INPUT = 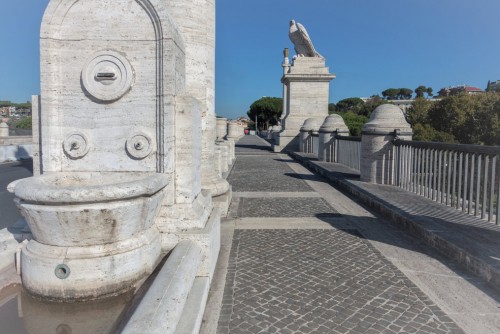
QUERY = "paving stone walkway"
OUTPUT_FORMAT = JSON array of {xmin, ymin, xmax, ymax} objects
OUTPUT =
[
  {"xmin": 202, "ymin": 135, "xmax": 500, "ymax": 334},
  {"xmin": 219, "ymin": 229, "xmax": 461, "ymax": 334}
]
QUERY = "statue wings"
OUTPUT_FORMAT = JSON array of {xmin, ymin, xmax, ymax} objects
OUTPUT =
[{"xmin": 288, "ymin": 20, "xmax": 323, "ymax": 58}]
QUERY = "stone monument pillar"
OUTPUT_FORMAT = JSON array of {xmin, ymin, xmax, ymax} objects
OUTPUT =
[
  {"xmin": 273, "ymin": 20, "xmax": 335, "ymax": 152},
  {"xmin": 361, "ymin": 104, "xmax": 413, "ymax": 184},
  {"xmin": 318, "ymin": 114, "xmax": 349, "ymax": 162}
]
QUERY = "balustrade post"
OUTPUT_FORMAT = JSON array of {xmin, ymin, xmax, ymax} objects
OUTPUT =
[
  {"xmin": 299, "ymin": 118, "xmax": 322, "ymax": 153},
  {"xmin": 0, "ymin": 122, "xmax": 8, "ymax": 137},
  {"xmin": 318, "ymin": 115, "xmax": 349, "ymax": 162},
  {"xmin": 360, "ymin": 104, "xmax": 413, "ymax": 184},
  {"xmin": 216, "ymin": 117, "xmax": 227, "ymax": 141}
]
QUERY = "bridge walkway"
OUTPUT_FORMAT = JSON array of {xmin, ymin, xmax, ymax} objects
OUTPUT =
[{"xmin": 201, "ymin": 135, "xmax": 500, "ymax": 334}]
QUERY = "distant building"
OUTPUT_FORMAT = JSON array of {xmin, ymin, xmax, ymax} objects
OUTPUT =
[
  {"xmin": 488, "ymin": 80, "xmax": 500, "ymax": 92},
  {"xmin": 388, "ymin": 100, "xmax": 413, "ymax": 114},
  {"xmin": 438, "ymin": 85, "xmax": 484, "ymax": 97},
  {"xmin": 388, "ymin": 98, "xmax": 441, "ymax": 114},
  {"xmin": 236, "ymin": 116, "xmax": 251, "ymax": 127}
]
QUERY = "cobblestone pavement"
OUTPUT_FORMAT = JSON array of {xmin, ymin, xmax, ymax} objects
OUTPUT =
[
  {"xmin": 217, "ymin": 229, "xmax": 463, "ymax": 334},
  {"xmin": 234, "ymin": 135, "xmax": 274, "ymax": 155},
  {"xmin": 207, "ymin": 136, "xmax": 468, "ymax": 334},
  {"xmin": 228, "ymin": 155, "xmax": 313, "ymax": 192},
  {"xmin": 240, "ymin": 197, "xmax": 340, "ymax": 217}
]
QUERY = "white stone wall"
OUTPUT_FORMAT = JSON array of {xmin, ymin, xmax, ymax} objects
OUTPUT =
[{"xmin": 40, "ymin": 0, "xmax": 185, "ymax": 176}]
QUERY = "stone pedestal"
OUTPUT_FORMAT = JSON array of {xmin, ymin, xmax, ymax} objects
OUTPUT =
[
  {"xmin": 361, "ymin": 104, "xmax": 413, "ymax": 184},
  {"xmin": 318, "ymin": 114, "xmax": 349, "ymax": 162},
  {"xmin": 274, "ymin": 57, "xmax": 335, "ymax": 152}
]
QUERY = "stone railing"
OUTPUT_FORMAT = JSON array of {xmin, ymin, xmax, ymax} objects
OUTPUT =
[
  {"xmin": 393, "ymin": 139, "xmax": 500, "ymax": 225},
  {"xmin": 0, "ymin": 123, "xmax": 33, "ymax": 162},
  {"xmin": 334, "ymin": 135, "xmax": 361, "ymax": 172},
  {"xmin": 297, "ymin": 104, "xmax": 500, "ymax": 225}
]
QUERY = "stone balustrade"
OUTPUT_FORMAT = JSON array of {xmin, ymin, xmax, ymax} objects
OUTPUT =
[{"xmin": 295, "ymin": 103, "xmax": 500, "ymax": 226}]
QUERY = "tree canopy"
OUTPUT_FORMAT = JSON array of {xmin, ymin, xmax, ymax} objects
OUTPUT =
[
  {"xmin": 0, "ymin": 100, "xmax": 31, "ymax": 109},
  {"xmin": 406, "ymin": 92, "xmax": 500, "ymax": 145},
  {"xmin": 414, "ymin": 85, "xmax": 433, "ymax": 98},
  {"xmin": 428, "ymin": 92, "xmax": 500, "ymax": 145},
  {"xmin": 381, "ymin": 88, "xmax": 413, "ymax": 100},
  {"xmin": 381, "ymin": 88, "xmax": 400, "ymax": 100},
  {"xmin": 334, "ymin": 96, "xmax": 386, "ymax": 117},
  {"xmin": 328, "ymin": 103, "xmax": 336, "ymax": 114},
  {"xmin": 246, "ymin": 97, "xmax": 283, "ymax": 130},
  {"xmin": 335, "ymin": 98, "xmax": 364, "ymax": 112},
  {"xmin": 333, "ymin": 111, "xmax": 368, "ymax": 136}
]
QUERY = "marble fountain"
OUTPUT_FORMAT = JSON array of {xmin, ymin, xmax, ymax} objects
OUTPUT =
[{"xmin": 0, "ymin": 0, "xmax": 234, "ymax": 333}]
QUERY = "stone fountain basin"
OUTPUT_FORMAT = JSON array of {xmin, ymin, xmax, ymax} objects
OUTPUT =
[{"xmin": 8, "ymin": 172, "xmax": 169, "ymax": 247}]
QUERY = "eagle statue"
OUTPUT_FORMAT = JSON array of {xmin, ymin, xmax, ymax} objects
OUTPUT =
[{"xmin": 288, "ymin": 19, "xmax": 323, "ymax": 58}]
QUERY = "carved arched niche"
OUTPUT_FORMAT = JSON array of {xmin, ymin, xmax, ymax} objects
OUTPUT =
[{"xmin": 40, "ymin": 0, "xmax": 185, "ymax": 173}]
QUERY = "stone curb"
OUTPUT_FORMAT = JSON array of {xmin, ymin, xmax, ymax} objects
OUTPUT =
[{"xmin": 289, "ymin": 151, "xmax": 500, "ymax": 292}]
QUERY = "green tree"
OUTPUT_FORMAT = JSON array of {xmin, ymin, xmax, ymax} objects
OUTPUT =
[
  {"xmin": 382, "ymin": 88, "xmax": 400, "ymax": 100},
  {"xmin": 398, "ymin": 88, "xmax": 413, "ymax": 100},
  {"xmin": 486, "ymin": 80, "xmax": 492, "ymax": 92},
  {"xmin": 246, "ymin": 97, "xmax": 283, "ymax": 130},
  {"xmin": 335, "ymin": 97, "xmax": 364, "ymax": 112},
  {"xmin": 358, "ymin": 97, "xmax": 386, "ymax": 117},
  {"xmin": 406, "ymin": 98, "xmax": 450, "ymax": 142},
  {"xmin": 13, "ymin": 116, "xmax": 32, "ymax": 129},
  {"xmin": 406, "ymin": 98, "xmax": 432, "ymax": 125},
  {"xmin": 414, "ymin": 86, "xmax": 433, "ymax": 98},
  {"xmin": 415, "ymin": 85, "xmax": 427, "ymax": 98},
  {"xmin": 428, "ymin": 92, "xmax": 500, "ymax": 145},
  {"xmin": 328, "ymin": 103, "xmax": 336, "ymax": 114},
  {"xmin": 334, "ymin": 111, "xmax": 368, "ymax": 136},
  {"xmin": 412, "ymin": 123, "xmax": 457, "ymax": 143}
]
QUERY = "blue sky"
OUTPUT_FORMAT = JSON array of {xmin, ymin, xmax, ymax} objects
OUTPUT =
[{"xmin": 1, "ymin": 0, "xmax": 500, "ymax": 120}]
